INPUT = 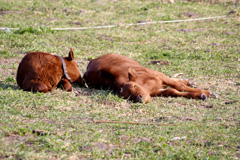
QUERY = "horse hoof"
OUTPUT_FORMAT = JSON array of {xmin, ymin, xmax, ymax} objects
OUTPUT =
[{"xmin": 201, "ymin": 94, "xmax": 207, "ymax": 100}]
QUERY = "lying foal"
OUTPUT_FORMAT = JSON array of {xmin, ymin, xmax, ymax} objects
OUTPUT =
[
  {"xmin": 17, "ymin": 48, "xmax": 85, "ymax": 92},
  {"xmin": 84, "ymin": 53, "xmax": 213, "ymax": 103}
]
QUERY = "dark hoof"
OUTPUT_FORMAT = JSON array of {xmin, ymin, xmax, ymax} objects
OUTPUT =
[
  {"xmin": 201, "ymin": 94, "xmax": 207, "ymax": 101},
  {"xmin": 137, "ymin": 95, "xmax": 143, "ymax": 103}
]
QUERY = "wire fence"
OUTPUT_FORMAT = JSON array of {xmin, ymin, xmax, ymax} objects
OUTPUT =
[{"xmin": 0, "ymin": 15, "xmax": 227, "ymax": 32}]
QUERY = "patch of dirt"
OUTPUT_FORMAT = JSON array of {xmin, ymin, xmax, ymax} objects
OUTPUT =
[
  {"xmin": 5, "ymin": 133, "xmax": 22, "ymax": 141},
  {"xmin": 62, "ymin": 8, "xmax": 88, "ymax": 16},
  {"xmin": 92, "ymin": 142, "xmax": 108, "ymax": 151},
  {"xmin": 131, "ymin": 137, "xmax": 142, "ymax": 143},
  {"xmin": 0, "ymin": 11, "xmax": 24, "ymax": 15},
  {"xmin": 43, "ymin": 119, "xmax": 56, "ymax": 124},
  {"xmin": 154, "ymin": 116, "xmax": 171, "ymax": 122},
  {"xmin": 46, "ymin": 18, "xmax": 61, "ymax": 22},
  {"xmin": 120, "ymin": 135, "xmax": 130, "ymax": 143},
  {"xmin": 78, "ymin": 145, "xmax": 92, "ymax": 151},
  {"xmin": 141, "ymin": 137, "xmax": 152, "ymax": 143},
  {"xmin": 181, "ymin": 12, "xmax": 202, "ymax": 18},
  {"xmin": 176, "ymin": 28, "xmax": 203, "ymax": 33},
  {"xmin": 120, "ymin": 135, "xmax": 152, "ymax": 144},
  {"xmin": 0, "ymin": 155, "xmax": 10, "ymax": 159},
  {"xmin": 149, "ymin": 60, "xmax": 172, "ymax": 65},
  {"xmin": 181, "ymin": 117, "xmax": 197, "ymax": 121},
  {"xmin": 90, "ymin": 142, "xmax": 117, "ymax": 154},
  {"xmin": 68, "ymin": 21, "xmax": 83, "ymax": 25},
  {"xmin": 131, "ymin": 137, "xmax": 152, "ymax": 143},
  {"xmin": 200, "ymin": 104, "xmax": 214, "ymax": 109},
  {"xmin": 225, "ymin": 31, "xmax": 234, "ymax": 35},
  {"xmin": 0, "ymin": 58, "xmax": 20, "ymax": 81},
  {"xmin": 236, "ymin": 153, "xmax": 240, "ymax": 159},
  {"xmin": 3, "ymin": 132, "xmax": 34, "ymax": 148},
  {"xmin": 97, "ymin": 34, "xmax": 116, "ymax": 42},
  {"xmin": 0, "ymin": 154, "xmax": 23, "ymax": 160}
]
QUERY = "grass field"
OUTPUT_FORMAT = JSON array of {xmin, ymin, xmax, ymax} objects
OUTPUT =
[{"xmin": 0, "ymin": 0, "xmax": 239, "ymax": 159}]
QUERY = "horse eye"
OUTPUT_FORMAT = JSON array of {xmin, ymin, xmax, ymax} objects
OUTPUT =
[{"xmin": 133, "ymin": 85, "xmax": 136, "ymax": 88}]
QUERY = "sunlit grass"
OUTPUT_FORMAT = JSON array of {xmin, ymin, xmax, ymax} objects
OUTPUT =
[{"xmin": 0, "ymin": 0, "xmax": 239, "ymax": 159}]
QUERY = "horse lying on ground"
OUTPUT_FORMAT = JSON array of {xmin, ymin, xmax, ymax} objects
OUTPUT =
[
  {"xmin": 83, "ymin": 53, "xmax": 213, "ymax": 103},
  {"xmin": 16, "ymin": 48, "xmax": 85, "ymax": 92}
]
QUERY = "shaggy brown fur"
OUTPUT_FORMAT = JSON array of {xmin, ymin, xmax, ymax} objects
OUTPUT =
[
  {"xmin": 83, "ymin": 54, "xmax": 211, "ymax": 103},
  {"xmin": 16, "ymin": 49, "xmax": 85, "ymax": 92}
]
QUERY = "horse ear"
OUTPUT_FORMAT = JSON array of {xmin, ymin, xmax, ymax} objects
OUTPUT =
[
  {"xmin": 128, "ymin": 68, "xmax": 137, "ymax": 82},
  {"xmin": 68, "ymin": 48, "xmax": 74, "ymax": 60}
]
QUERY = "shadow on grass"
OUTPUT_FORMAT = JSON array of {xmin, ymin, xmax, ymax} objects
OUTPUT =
[
  {"xmin": 0, "ymin": 81, "xmax": 112, "ymax": 96},
  {"xmin": 73, "ymin": 85, "xmax": 114, "ymax": 97},
  {"xmin": 0, "ymin": 81, "xmax": 19, "ymax": 90},
  {"xmin": 72, "ymin": 85, "xmax": 136, "ymax": 106}
]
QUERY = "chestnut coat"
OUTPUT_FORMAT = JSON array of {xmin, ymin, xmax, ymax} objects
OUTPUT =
[
  {"xmin": 84, "ymin": 54, "xmax": 211, "ymax": 103},
  {"xmin": 16, "ymin": 49, "xmax": 85, "ymax": 92}
]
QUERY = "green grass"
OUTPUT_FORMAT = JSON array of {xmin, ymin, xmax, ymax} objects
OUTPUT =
[{"xmin": 0, "ymin": 0, "xmax": 239, "ymax": 159}]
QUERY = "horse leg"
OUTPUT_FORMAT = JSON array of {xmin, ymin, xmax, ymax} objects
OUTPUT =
[
  {"xmin": 167, "ymin": 79, "xmax": 210, "ymax": 97},
  {"xmin": 156, "ymin": 88, "xmax": 207, "ymax": 100},
  {"xmin": 159, "ymin": 73, "xmax": 210, "ymax": 98},
  {"xmin": 22, "ymin": 79, "xmax": 49, "ymax": 93},
  {"xmin": 57, "ymin": 79, "xmax": 72, "ymax": 92}
]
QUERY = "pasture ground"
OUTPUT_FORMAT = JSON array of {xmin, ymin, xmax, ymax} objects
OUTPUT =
[{"xmin": 0, "ymin": 0, "xmax": 239, "ymax": 159}]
